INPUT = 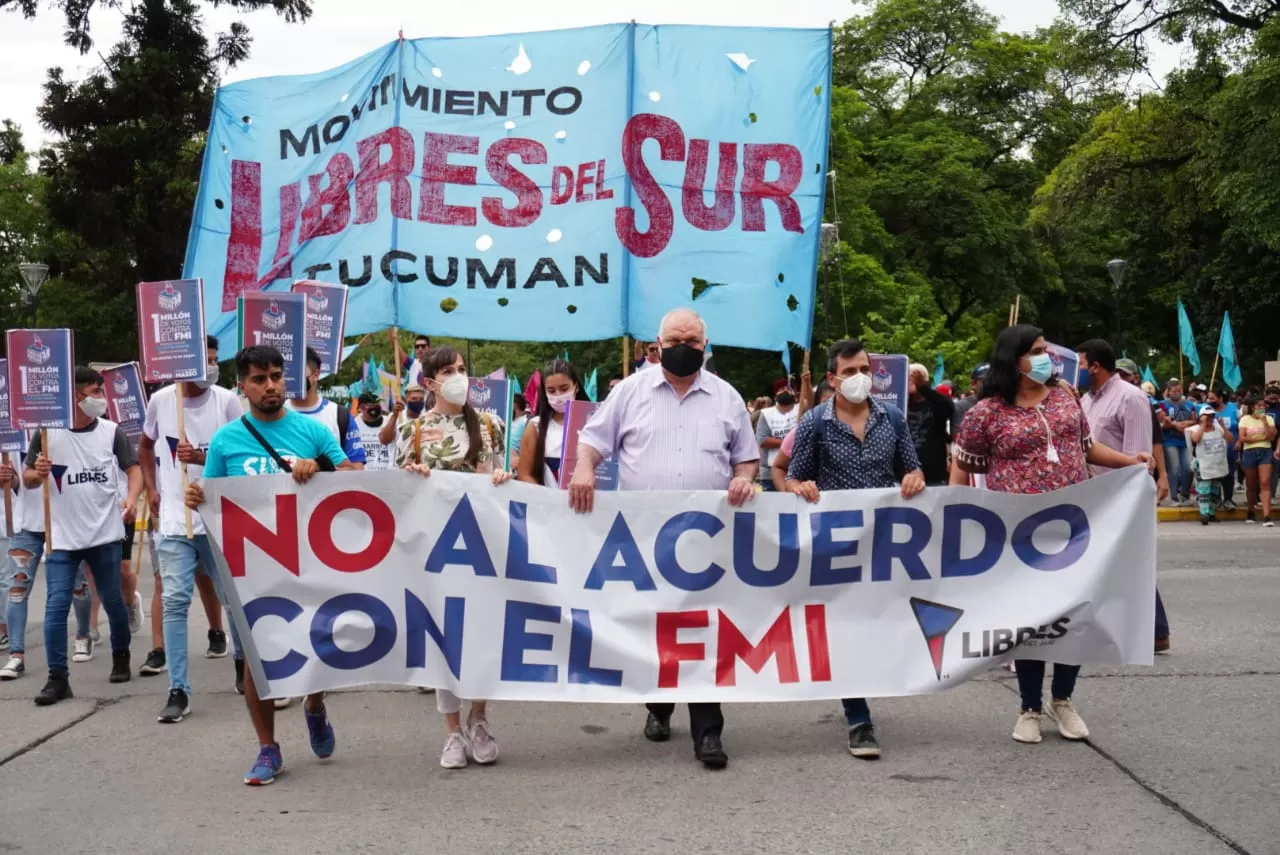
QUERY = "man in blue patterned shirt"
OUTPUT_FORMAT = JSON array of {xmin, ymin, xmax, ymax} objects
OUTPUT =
[{"xmin": 785, "ymin": 338, "xmax": 924, "ymax": 761}]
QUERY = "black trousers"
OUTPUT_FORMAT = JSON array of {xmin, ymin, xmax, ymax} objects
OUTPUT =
[{"xmin": 646, "ymin": 703, "xmax": 723, "ymax": 744}]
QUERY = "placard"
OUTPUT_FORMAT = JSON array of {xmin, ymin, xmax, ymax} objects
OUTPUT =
[
  {"xmin": 558, "ymin": 400, "xmax": 620, "ymax": 490},
  {"xmin": 869, "ymin": 354, "xmax": 909, "ymax": 413},
  {"xmin": 136, "ymin": 279, "xmax": 208, "ymax": 382},
  {"xmin": 237, "ymin": 292, "xmax": 307, "ymax": 398},
  {"xmin": 291, "ymin": 280, "xmax": 348, "ymax": 377},
  {"xmin": 467, "ymin": 377, "xmax": 512, "ymax": 470},
  {"xmin": 4, "ymin": 329, "xmax": 75, "ymax": 429},
  {"xmin": 101, "ymin": 362, "xmax": 148, "ymax": 452},
  {"xmin": 0, "ymin": 358, "xmax": 25, "ymax": 452},
  {"xmin": 1047, "ymin": 343, "xmax": 1082, "ymax": 389}
]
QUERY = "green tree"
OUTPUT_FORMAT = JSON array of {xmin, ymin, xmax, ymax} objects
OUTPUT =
[{"xmin": 0, "ymin": 127, "xmax": 50, "ymax": 329}]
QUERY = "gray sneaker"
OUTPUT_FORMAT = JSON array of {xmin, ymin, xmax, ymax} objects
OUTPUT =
[
  {"xmin": 440, "ymin": 731, "xmax": 469, "ymax": 769},
  {"xmin": 72, "ymin": 636, "xmax": 94, "ymax": 663},
  {"xmin": 468, "ymin": 718, "xmax": 499, "ymax": 765}
]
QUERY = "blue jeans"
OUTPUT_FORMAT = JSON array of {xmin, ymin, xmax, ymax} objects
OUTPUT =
[
  {"xmin": 45, "ymin": 542, "xmax": 128, "ymax": 674},
  {"xmin": 841, "ymin": 697, "xmax": 872, "ymax": 728},
  {"xmin": 5, "ymin": 531, "xmax": 90, "ymax": 655},
  {"xmin": 155, "ymin": 535, "xmax": 241, "ymax": 692},
  {"xmin": 1163, "ymin": 444, "xmax": 1192, "ymax": 497}
]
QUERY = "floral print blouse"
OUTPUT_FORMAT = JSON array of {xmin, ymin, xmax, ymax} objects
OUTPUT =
[
  {"xmin": 953, "ymin": 383, "xmax": 1093, "ymax": 495},
  {"xmin": 393, "ymin": 410, "xmax": 505, "ymax": 473}
]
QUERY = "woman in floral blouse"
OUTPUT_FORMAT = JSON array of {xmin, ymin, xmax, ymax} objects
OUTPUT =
[
  {"xmin": 396, "ymin": 346, "xmax": 510, "ymax": 770},
  {"xmin": 950, "ymin": 325, "xmax": 1150, "ymax": 746}
]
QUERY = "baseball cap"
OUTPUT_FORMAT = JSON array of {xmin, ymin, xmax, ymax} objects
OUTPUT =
[
  {"xmin": 404, "ymin": 383, "xmax": 425, "ymax": 395},
  {"xmin": 971, "ymin": 363, "xmax": 990, "ymax": 379},
  {"xmin": 357, "ymin": 391, "xmax": 379, "ymax": 406},
  {"xmin": 1115, "ymin": 358, "xmax": 1139, "ymax": 377},
  {"xmin": 1198, "ymin": 404, "xmax": 1215, "ymax": 417}
]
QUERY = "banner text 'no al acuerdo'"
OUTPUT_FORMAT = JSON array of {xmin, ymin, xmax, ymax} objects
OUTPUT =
[{"xmin": 183, "ymin": 24, "xmax": 832, "ymax": 352}]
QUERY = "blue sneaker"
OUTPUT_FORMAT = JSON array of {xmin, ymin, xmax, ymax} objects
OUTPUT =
[
  {"xmin": 244, "ymin": 743, "xmax": 283, "ymax": 786},
  {"xmin": 305, "ymin": 703, "xmax": 336, "ymax": 759}
]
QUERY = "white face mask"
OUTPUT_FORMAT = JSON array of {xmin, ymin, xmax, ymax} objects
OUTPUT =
[
  {"xmin": 438, "ymin": 373, "xmax": 469, "ymax": 406},
  {"xmin": 79, "ymin": 396, "xmax": 108, "ymax": 419},
  {"xmin": 194, "ymin": 363, "xmax": 220, "ymax": 390},
  {"xmin": 839, "ymin": 373, "xmax": 872, "ymax": 404},
  {"xmin": 548, "ymin": 391, "xmax": 575, "ymax": 413}
]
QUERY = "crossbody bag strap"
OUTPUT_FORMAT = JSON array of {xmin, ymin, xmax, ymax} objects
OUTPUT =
[{"xmin": 239, "ymin": 416, "xmax": 292, "ymax": 473}]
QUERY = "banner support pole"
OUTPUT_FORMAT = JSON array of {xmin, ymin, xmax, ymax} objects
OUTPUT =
[
  {"xmin": 622, "ymin": 335, "xmax": 632, "ymax": 378},
  {"xmin": 175, "ymin": 383, "xmax": 194, "ymax": 538},
  {"xmin": 2, "ymin": 452, "xmax": 12, "ymax": 538},
  {"xmin": 41, "ymin": 428, "xmax": 51, "ymax": 551}
]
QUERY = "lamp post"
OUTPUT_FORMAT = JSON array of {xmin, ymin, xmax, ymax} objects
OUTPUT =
[
  {"xmin": 1106, "ymin": 258, "xmax": 1126, "ymax": 351},
  {"xmin": 18, "ymin": 262, "xmax": 49, "ymax": 323}
]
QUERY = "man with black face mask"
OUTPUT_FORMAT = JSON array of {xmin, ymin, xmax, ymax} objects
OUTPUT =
[
  {"xmin": 355, "ymin": 392, "xmax": 393, "ymax": 471},
  {"xmin": 754, "ymin": 388, "xmax": 797, "ymax": 491},
  {"xmin": 569, "ymin": 308, "xmax": 759, "ymax": 771}
]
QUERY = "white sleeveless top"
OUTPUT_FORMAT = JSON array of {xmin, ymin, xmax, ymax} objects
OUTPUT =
[{"xmin": 45, "ymin": 419, "xmax": 125, "ymax": 550}]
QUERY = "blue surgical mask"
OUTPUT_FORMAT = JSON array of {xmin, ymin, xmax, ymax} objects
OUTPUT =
[{"xmin": 1024, "ymin": 354, "xmax": 1054, "ymax": 385}]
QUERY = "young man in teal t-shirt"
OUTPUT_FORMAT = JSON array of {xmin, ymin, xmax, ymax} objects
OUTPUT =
[{"xmin": 187, "ymin": 345, "xmax": 346, "ymax": 786}]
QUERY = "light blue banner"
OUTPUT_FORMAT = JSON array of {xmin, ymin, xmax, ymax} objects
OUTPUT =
[{"xmin": 184, "ymin": 24, "xmax": 831, "ymax": 354}]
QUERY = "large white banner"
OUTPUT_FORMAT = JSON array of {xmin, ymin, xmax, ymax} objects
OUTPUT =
[{"xmin": 198, "ymin": 467, "xmax": 1156, "ymax": 701}]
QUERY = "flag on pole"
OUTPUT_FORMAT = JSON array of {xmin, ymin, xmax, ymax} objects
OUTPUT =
[
  {"xmin": 585, "ymin": 368, "xmax": 598, "ymax": 402},
  {"xmin": 1177, "ymin": 299, "xmax": 1202, "ymax": 376},
  {"xmin": 340, "ymin": 343, "xmax": 358, "ymax": 366},
  {"xmin": 1142, "ymin": 364, "xmax": 1157, "ymax": 387},
  {"xmin": 487, "ymin": 367, "xmax": 506, "ymax": 380},
  {"xmin": 526, "ymin": 370, "xmax": 542, "ymax": 409},
  {"xmin": 933, "ymin": 354, "xmax": 946, "ymax": 387},
  {"xmin": 560, "ymin": 350, "xmax": 570, "ymax": 363},
  {"xmin": 1218, "ymin": 311, "xmax": 1242, "ymax": 391},
  {"xmin": 511, "ymin": 375, "xmax": 522, "ymax": 398}
]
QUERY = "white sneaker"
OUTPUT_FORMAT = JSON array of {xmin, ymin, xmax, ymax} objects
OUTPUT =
[
  {"xmin": 1012, "ymin": 711, "xmax": 1043, "ymax": 744},
  {"xmin": 127, "ymin": 591, "xmax": 143, "ymax": 635},
  {"xmin": 273, "ymin": 697, "xmax": 295, "ymax": 710},
  {"xmin": 0, "ymin": 655, "xmax": 24, "ymax": 680},
  {"xmin": 440, "ymin": 731, "xmax": 469, "ymax": 769},
  {"xmin": 1047, "ymin": 699, "xmax": 1090, "ymax": 740},
  {"xmin": 89, "ymin": 627, "xmax": 101, "ymax": 644},
  {"xmin": 468, "ymin": 718, "xmax": 499, "ymax": 765},
  {"xmin": 72, "ymin": 636, "xmax": 94, "ymax": 663},
  {"xmin": 1264, "ymin": 520, "xmax": 1275, "ymax": 528}
]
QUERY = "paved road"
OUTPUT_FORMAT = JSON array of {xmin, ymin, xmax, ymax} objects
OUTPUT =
[{"xmin": 1, "ymin": 526, "xmax": 1276, "ymax": 854}]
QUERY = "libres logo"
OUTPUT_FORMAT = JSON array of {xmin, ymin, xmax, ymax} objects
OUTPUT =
[
  {"xmin": 158, "ymin": 283, "xmax": 183, "ymax": 311},
  {"xmin": 49, "ymin": 464, "xmax": 69, "ymax": 493},
  {"xmin": 262, "ymin": 301, "xmax": 287, "ymax": 331},
  {"xmin": 26, "ymin": 335, "xmax": 51, "ymax": 365},
  {"xmin": 306, "ymin": 289, "xmax": 329, "ymax": 312},
  {"xmin": 910, "ymin": 597, "xmax": 964, "ymax": 681},
  {"xmin": 871, "ymin": 365, "xmax": 893, "ymax": 393}
]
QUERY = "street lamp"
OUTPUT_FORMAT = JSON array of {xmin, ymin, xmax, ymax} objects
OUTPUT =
[
  {"xmin": 18, "ymin": 262, "xmax": 48, "ymax": 319},
  {"xmin": 1106, "ymin": 258, "xmax": 1126, "ymax": 349}
]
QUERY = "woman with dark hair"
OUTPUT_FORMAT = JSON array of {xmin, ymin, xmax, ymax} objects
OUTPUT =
[
  {"xmin": 516, "ymin": 359, "xmax": 590, "ymax": 487},
  {"xmin": 394, "ymin": 345, "xmax": 511, "ymax": 770},
  {"xmin": 1235, "ymin": 394, "xmax": 1276, "ymax": 525},
  {"xmin": 769, "ymin": 380, "xmax": 834, "ymax": 492},
  {"xmin": 950, "ymin": 324, "xmax": 1151, "ymax": 746}
]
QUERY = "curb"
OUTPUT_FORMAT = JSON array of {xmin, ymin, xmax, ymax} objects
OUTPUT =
[{"xmin": 1157, "ymin": 507, "xmax": 1279, "ymax": 523}]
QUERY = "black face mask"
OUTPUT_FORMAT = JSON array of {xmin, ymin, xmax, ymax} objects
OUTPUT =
[
  {"xmin": 406, "ymin": 400, "xmax": 425, "ymax": 417},
  {"xmin": 363, "ymin": 409, "xmax": 382, "ymax": 423},
  {"xmin": 660, "ymin": 343, "xmax": 703, "ymax": 378},
  {"xmin": 776, "ymin": 393, "xmax": 796, "ymax": 406}
]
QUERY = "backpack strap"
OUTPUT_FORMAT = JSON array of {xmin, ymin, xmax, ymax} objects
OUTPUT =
[{"xmin": 239, "ymin": 416, "xmax": 292, "ymax": 473}]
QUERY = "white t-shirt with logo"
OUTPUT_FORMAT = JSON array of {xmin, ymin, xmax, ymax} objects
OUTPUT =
[
  {"xmin": 357, "ymin": 416, "xmax": 393, "ymax": 471},
  {"xmin": 27, "ymin": 419, "xmax": 134, "ymax": 551},
  {"xmin": 143, "ymin": 385, "xmax": 243, "ymax": 537},
  {"xmin": 757, "ymin": 405, "xmax": 798, "ymax": 470}
]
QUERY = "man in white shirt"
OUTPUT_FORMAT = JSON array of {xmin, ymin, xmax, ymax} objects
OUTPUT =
[
  {"xmin": 354, "ymin": 392, "xmax": 393, "ymax": 471},
  {"xmin": 286, "ymin": 348, "xmax": 366, "ymax": 471},
  {"xmin": 754, "ymin": 389, "xmax": 798, "ymax": 490},
  {"xmin": 25, "ymin": 366, "xmax": 143, "ymax": 705},
  {"xmin": 138, "ymin": 337, "xmax": 246, "ymax": 723},
  {"xmin": 405, "ymin": 334, "xmax": 431, "ymax": 388}
]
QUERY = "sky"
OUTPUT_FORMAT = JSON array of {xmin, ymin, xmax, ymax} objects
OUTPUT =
[{"xmin": 0, "ymin": 0, "xmax": 1185, "ymax": 154}]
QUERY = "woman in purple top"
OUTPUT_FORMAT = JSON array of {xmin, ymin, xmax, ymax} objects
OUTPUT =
[{"xmin": 951, "ymin": 325, "xmax": 1150, "ymax": 746}]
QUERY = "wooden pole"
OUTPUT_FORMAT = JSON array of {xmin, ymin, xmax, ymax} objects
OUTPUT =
[
  {"xmin": 175, "ymin": 384, "xmax": 194, "ymax": 538},
  {"xmin": 1012, "ymin": 295, "xmax": 1021, "ymax": 325},
  {"xmin": 391, "ymin": 327, "xmax": 404, "ymax": 391},
  {"xmin": 1209, "ymin": 352, "xmax": 1220, "ymax": 392},
  {"xmin": 798, "ymin": 350, "xmax": 812, "ymax": 415},
  {"xmin": 413, "ymin": 418, "xmax": 422, "ymax": 464},
  {"xmin": 622, "ymin": 335, "xmax": 632, "ymax": 378},
  {"xmin": 2, "ymin": 452, "xmax": 13, "ymax": 539},
  {"xmin": 131, "ymin": 490, "xmax": 149, "ymax": 569},
  {"xmin": 41, "ymin": 428, "xmax": 51, "ymax": 551}
]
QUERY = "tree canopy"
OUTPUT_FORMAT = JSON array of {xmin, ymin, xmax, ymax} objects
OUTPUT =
[{"xmin": 3, "ymin": 0, "xmax": 1277, "ymax": 394}]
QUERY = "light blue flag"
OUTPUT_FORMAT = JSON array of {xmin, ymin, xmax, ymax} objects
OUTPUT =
[
  {"xmin": 510, "ymin": 375, "xmax": 522, "ymax": 398},
  {"xmin": 1142, "ymin": 364, "xmax": 1157, "ymax": 387},
  {"xmin": 185, "ymin": 24, "xmax": 832, "ymax": 355},
  {"xmin": 584, "ymin": 368, "xmax": 598, "ymax": 402},
  {"xmin": 933, "ymin": 354, "xmax": 945, "ymax": 387},
  {"xmin": 560, "ymin": 350, "xmax": 570, "ymax": 364},
  {"xmin": 1218, "ymin": 311, "xmax": 1242, "ymax": 391},
  {"xmin": 340, "ymin": 343, "xmax": 358, "ymax": 365},
  {"xmin": 1177, "ymin": 299, "xmax": 1201, "ymax": 376}
]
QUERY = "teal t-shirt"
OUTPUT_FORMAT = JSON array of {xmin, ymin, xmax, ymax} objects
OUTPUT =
[{"xmin": 204, "ymin": 410, "xmax": 347, "ymax": 478}]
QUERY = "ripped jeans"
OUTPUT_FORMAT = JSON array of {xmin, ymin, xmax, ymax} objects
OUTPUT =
[{"xmin": 4, "ymin": 530, "xmax": 90, "ymax": 656}]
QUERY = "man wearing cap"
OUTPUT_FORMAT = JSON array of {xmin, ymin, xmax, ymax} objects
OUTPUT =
[
  {"xmin": 953, "ymin": 364, "xmax": 988, "ymax": 426},
  {"xmin": 355, "ymin": 392, "xmax": 394, "ymax": 471},
  {"xmin": 1080, "ymin": 342, "xmax": 1173, "ymax": 653},
  {"xmin": 1157, "ymin": 379, "xmax": 1198, "ymax": 504}
]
